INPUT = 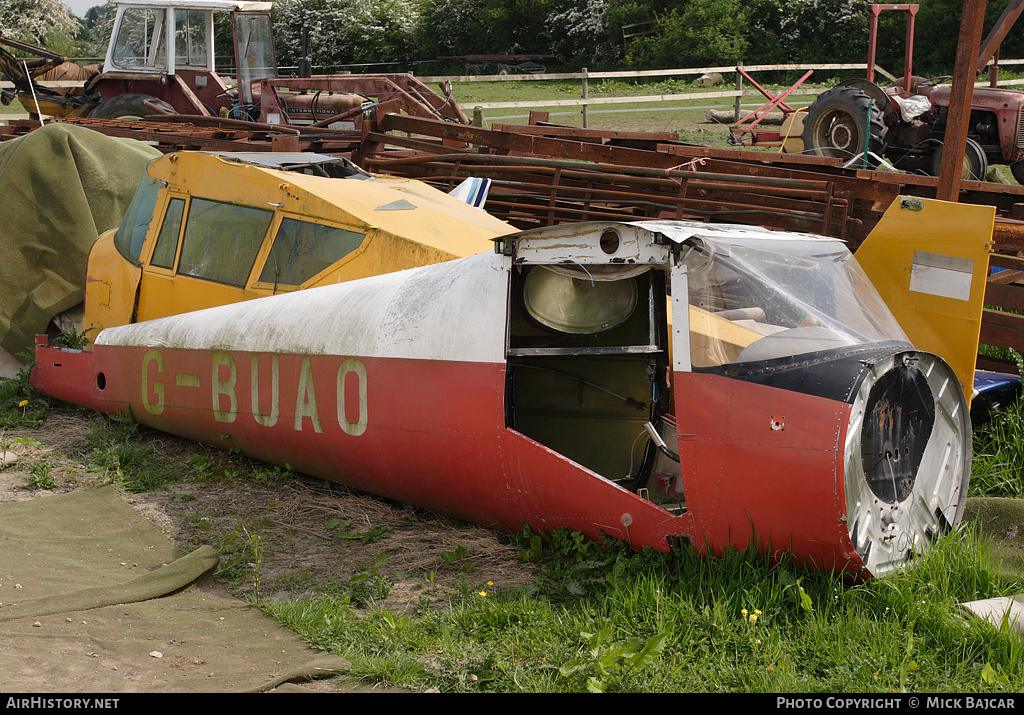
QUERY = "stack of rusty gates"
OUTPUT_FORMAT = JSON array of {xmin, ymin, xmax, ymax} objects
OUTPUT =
[
  {"xmin": 5, "ymin": 108, "xmax": 1024, "ymax": 369},
  {"xmin": 359, "ymin": 112, "xmax": 870, "ymax": 243}
]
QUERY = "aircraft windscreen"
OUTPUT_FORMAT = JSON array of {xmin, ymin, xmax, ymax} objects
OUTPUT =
[{"xmin": 684, "ymin": 235, "xmax": 908, "ymax": 368}]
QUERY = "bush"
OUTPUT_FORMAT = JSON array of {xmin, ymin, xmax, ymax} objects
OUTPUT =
[{"xmin": 274, "ymin": 0, "xmax": 421, "ymax": 69}]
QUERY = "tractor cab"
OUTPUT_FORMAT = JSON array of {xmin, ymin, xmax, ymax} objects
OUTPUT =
[{"xmin": 93, "ymin": 0, "xmax": 276, "ymax": 118}]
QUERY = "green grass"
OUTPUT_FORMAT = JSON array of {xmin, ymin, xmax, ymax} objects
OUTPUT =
[
  {"xmin": 0, "ymin": 363, "xmax": 47, "ymax": 430},
  {"xmin": 84, "ymin": 413, "xmax": 181, "ymax": 493},
  {"xmin": 263, "ymin": 524, "xmax": 1023, "ymax": 693},
  {"xmin": 973, "ymin": 397, "xmax": 1024, "ymax": 497},
  {"xmin": 450, "ymin": 76, "xmax": 805, "ymax": 140}
]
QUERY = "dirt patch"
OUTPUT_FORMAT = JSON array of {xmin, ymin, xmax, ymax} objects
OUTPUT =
[{"xmin": 0, "ymin": 405, "xmax": 536, "ymax": 613}]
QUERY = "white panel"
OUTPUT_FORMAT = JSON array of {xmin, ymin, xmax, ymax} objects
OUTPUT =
[
  {"xmin": 97, "ymin": 252, "xmax": 510, "ymax": 363},
  {"xmin": 670, "ymin": 262, "xmax": 691, "ymax": 372},
  {"xmin": 909, "ymin": 251, "xmax": 974, "ymax": 301}
]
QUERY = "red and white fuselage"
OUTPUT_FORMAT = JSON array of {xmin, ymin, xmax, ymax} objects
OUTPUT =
[{"xmin": 32, "ymin": 221, "xmax": 972, "ymax": 579}]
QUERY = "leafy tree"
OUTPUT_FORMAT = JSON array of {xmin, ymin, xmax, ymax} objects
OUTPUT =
[
  {"xmin": 274, "ymin": 0, "xmax": 420, "ymax": 69},
  {"xmin": 547, "ymin": 0, "xmax": 623, "ymax": 69},
  {"xmin": 625, "ymin": 0, "xmax": 749, "ymax": 68},
  {"xmin": 0, "ymin": 0, "xmax": 79, "ymax": 46},
  {"xmin": 413, "ymin": 0, "xmax": 558, "ymax": 59}
]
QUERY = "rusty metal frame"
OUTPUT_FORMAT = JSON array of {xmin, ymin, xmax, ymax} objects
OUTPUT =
[{"xmin": 727, "ymin": 68, "xmax": 813, "ymax": 147}]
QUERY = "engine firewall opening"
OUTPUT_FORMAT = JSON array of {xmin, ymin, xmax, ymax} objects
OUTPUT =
[
  {"xmin": 506, "ymin": 266, "xmax": 673, "ymax": 490},
  {"xmin": 860, "ymin": 359, "xmax": 935, "ymax": 504},
  {"xmin": 843, "ymin": 351, "xmax": 970, "ymax": 578}
]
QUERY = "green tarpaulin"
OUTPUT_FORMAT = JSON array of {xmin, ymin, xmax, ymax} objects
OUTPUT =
[
  {"xmin": 0, "ymin": 123, "xmax": 161, "ymax": 364},
  {"xmin": 0, "ymin": 486, "xmax": 353, "ymax": 692}
]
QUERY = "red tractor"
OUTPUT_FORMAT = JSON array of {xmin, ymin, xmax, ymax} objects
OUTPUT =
[
  {"xmin": 799, "ymin": 2, "xmax": 1024, "ymax": 182},
  {"xmin": 1, "ymin": 0, "xmax": 466, "ymax": 128}
]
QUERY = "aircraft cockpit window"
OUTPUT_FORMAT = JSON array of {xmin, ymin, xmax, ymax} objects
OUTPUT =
[
  {"xmin": 258, "ymin": 218, "xmax": 365, "ymax": 287},
  {"xmin": 113, "ymin": 172, "xmax": 163, "ymax": 265},
  {"xmin": 177, "ymin": 198, "xmax": 273, "ymax": 287},
  {"xmin": 684, "ymin": 236, "xmax": 908, "ymax": 368},
  {"xmin": 150, "ymin": 197, "xmax": 185, "ymax": 269}
]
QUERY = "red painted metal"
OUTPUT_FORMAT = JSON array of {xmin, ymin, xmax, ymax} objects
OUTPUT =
[
  {"xmin": 728, "ymin": 69, "xmax": 813, "ymax": 147},
  {"xmin": 30, "ymin": 337, "xmax": 871, "ymax": 577},
  {"xmin": 867, "ymin": 4, "xmax": 918, "ymax": 88},
  {"xmin": 673, "ymin": 372, "xmax": 860, "ymax": 575}
]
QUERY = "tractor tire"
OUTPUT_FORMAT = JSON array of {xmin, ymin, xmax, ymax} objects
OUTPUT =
[
  {"xmin": 90, "ymin": 93, "xmax": 175, "ymax": 120},
  {"xmin": 801, "ymin": 86, "xmax": 888, "ymax": 168},
  {"xmin": 1010, "ymin": 161, "xmax": 1024, "ymax": 185},
  {"xmin": 929, "ymin": 137, "xmax": 989, "ymax": 181}
]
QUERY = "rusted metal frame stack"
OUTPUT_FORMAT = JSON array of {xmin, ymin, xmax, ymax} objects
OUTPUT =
[
  {"xmin": 0, "ymin": 115, "xmax": 364, "ymax": 155},
  {"xmin": 360, "ymin": 113, "xmax": 856, "ymax": 240}
]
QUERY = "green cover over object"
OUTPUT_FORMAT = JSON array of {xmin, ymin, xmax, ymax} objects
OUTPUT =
[{"xmin": 0, "ymin": 123, "xmax": 161, "ymax": 359}]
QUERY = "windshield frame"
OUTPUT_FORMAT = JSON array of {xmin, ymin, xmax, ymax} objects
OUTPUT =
[{"xmin": 643, "ymin": 222, "xmax": 911, "ymax": 369}]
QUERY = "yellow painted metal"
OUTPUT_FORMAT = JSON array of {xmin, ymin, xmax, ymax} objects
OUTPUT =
[
  {"xmin": 83, "ymin": 232, "xmax": 142, "ymax": 336},
  {"xmin": 780, "ymin": 112, "xmax": 806, "ymax": 155},
  {"xmin": 83, "ymin": 152, "xmax": 514, "ymax": 335},
  {"xmin": 17, "ymin": 95, "xmax": 92, "ymax": 118},
  {"xmin": 854, "ymin": 196, "xmax": 994, "ymax": 404}
]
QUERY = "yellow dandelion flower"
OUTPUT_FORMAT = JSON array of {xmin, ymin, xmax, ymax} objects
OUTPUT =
[
  {"xmin": 479, "ymin": 590, "xmax": 487, "ymax": 597},
  {"xmin": 18, "ymin": 400, "xmax": 28, "ymax": 407},
  {"xmin": 750, "ymin": 614, "xmax": 758, "ymax": 623},
  {"xmin": 487, "ymin": 581, "xmax": 494, "ymax": 586},
  {"xmin": 741, "ymin": 608, "xmax": 748, "ymax": 618}
]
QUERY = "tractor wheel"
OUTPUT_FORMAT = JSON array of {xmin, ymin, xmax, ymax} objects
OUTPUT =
[
  {"xmin": 929, "ymin": 137, "xmax": 988, "ymax": 181},
  {"xmin": 801, "ymin": 86, "xmax": 888, "ymax": 167},
  {"xmin": 1010, "ymin": 161, "xmax": 1024, "ymax": 185},
  {"xmin": 90, "ymin": 93, "xmax": 175, "ymax": 120}
]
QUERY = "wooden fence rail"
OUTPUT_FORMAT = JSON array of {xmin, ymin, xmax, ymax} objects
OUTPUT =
[{"xmin": 4, "ymin": 60, "xmax": 1024, "ymax": 126}]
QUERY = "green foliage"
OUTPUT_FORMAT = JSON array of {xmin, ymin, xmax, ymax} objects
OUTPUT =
[
  {"xmin": 625, "ymin": 0, "xmax": 749, "ymax": 69},
  {"xmin": 329, "ymin": 552, "xmax": 393, "ymax": 607},
  {"xmin": 412, "ymin": 0, "xmax": 560, "ymax": 60},
  {"xmin": 216, "ymin": 525, "xmax": 267, "ymax": 596},
  {"xmin": 0, "ymin": 364, "xmax": 48, "ymax": 430},
  {"xmin": 327, "ymin": 517, "xmax": 391, "ymax": 544},
  {"xmin": 13, "ymin": 0, "xmax": 1016, "ymax": 77},
  {"xmin": 441, "ymin": 544, "xmax": 475, "ymax": 572},
  {"xmin": 273, "ymin": 0, "xmax": 423, "ymax": 69},
  {"xmin": 0, "ymin": 0, "xmax": 78, "ymax": 45},
  {"xmin": 25, "ymin": 456, "xmax": 57, "ymax": 489},
  {"xmin": 86, "ymin": 414, "xmax": 180, "ymax": 493},
  {"xmin": 52, "ymin": 326, "xmax": 96, "ymax": 351},
  {"xmin": 972, "ymin": 362, "xmax": 1024, "ymax": 496},
  {"xmin": 557, "ymin": 626, "xmax": 668, "ymax": 692}
]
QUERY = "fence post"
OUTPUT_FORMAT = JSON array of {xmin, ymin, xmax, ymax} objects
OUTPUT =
[
  {"xmin": 582, "ymin": 67, "xmax": 589, "ymax": 128},
  {"xmin": 734, "ymin": 61, "xmax": 743, "ymax": 123},
  {"xmin": 473, "ymin": 106, "xmax": 484, "ymax": 127}
]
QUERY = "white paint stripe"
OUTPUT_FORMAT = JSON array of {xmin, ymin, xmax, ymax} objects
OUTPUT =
[{"xmin": 97, "ymin": 252, "xmax": 510, "ymax": 363}]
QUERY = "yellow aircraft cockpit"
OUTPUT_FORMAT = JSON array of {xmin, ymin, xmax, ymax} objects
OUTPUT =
[{"xmin": 83, "ymin": 151, "xmax": 514, "ymax": 337}]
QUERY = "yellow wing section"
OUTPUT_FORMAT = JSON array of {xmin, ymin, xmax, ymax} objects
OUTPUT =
[{"xmin": 854, "ymin": 196, "xmax": 994, "ymax": 404}]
